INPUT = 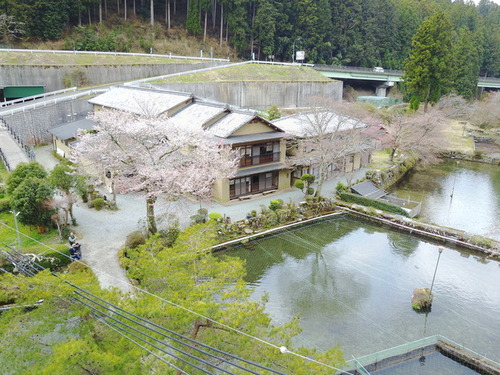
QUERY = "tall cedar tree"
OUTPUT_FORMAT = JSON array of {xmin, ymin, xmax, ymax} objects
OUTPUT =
[{"xmin": 403, "ymin": 12, "xmax": 454, "ymax": 112}]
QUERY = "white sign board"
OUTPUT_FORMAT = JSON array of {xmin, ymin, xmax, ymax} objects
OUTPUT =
[{"xmin": 296, "ymin": 50, "xmax": 305, "ymax": 61}]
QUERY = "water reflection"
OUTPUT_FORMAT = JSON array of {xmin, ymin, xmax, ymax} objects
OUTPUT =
[
  {"xmin": 224, "ymin": 217, "xmax": 500, "ymax": 362},
  {"xmin": 389, "ymin": 160, "xmax": 500, "ymax": 240}
]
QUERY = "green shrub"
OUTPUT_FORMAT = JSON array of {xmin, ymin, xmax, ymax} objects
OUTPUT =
[
  {"xmin": 190, "ymin": 208, "xmax": 208, "ymax": 224},
  {"xmin": 208, "ymin": 212, "xmax": 223, "ymax": 221},
  {"xmin": 0, "ymin": 197, "xmax": 11, "ymax": 212},
  {"xmin": 294, "ymin": 179, "xmax": 305, "ymax": 190},
  {"xmin": 93, "ymin": 198, "xmax": 105, "ymax": 211},
  {"xmin": 125, "ymin": 231, "xmax": 147, "ymax": 249},
  {"xmin": 269, "ymin": 199, "xmax": 284, "ymax": 211},
  {"xmin": 399, "ymin": 165, "xmax": 408, "ymax": 174},
  {"xmin": 336, "ymin": 182, "xmax": 348, "ymax": 194},
  {"xmin": 338, "ymin": 192, "xmax": 409, "ymax": 217},
  {"xmin": 473, "ymin": 150, "xmax": 485, "ymax": 160},
  {"xmin": 159, "ymin": 222, "xmax": 180, "ymax": 248},
  {"xmin": 306, "ymin": 187, "xmax": 315, "ymax": 196},
  {"xmin": 37, "ymin": 247, "xmax": 73, "ymax": 271}
]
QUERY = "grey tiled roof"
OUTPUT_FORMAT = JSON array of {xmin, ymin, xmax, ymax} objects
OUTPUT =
[
  {"xmin": 273, "ymin": 110, "xmax": 367, "ymax": 137},
  {"xmin": 209, "ymin": 112, "xmax": 256, "ymax": 137},
  {"xmin": 48, "ymin": 119, "xmax": 95, "ymax": 140},
  {"xmin": 171, "ymin": 102, "xmax": 227, "ymax": 130},
  {"xmin": 89, "ymin": 86, "xmax": 192, "ymax": 116}
]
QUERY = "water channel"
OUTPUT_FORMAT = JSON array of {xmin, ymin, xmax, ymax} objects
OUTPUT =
[
  {"xmin": 388, "ymin": 159, "xmax": 500, "ymax": 241},
  {"xmin": 224, "ymin": 161, "xmax": 500, "ymax": 371}
]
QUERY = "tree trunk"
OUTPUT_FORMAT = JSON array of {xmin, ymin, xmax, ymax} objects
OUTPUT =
[
  {"xmin": 166, "ymin": 0, "xmax": 170, "ymax": 29},
  {"xmin": 150, "ymin": 0, "xmax": 154, "ymax": 26},
  {"xmin": 124, "ymin": 0, "xmax": 127, "ymax": 20},
  {"xmin": 99, "ymin": 0, "xmax": 103, "ymax": 23},
  {"xmin": 219, "ymin": 3, "xmax": 223, "ymax": 46},
  {"xmin": 146, "ymin": 196, "xmax": 157, "ymax": 234},
  {"xmin": 212, "ymin": 0, "xmax": 216, "ymax": 29},
  {"xmin": 203, "ymin": 10, "xmax": 207, "ymax": 42},
  {"xmin": 315, "ymin": 163, "xmax": 326, "ymax": 197},
  {"xmin": 390, "ymin": 147, "xmax": 397, "ymax": 161},
  {"xmin": 423, "ymin": 85, "xmax": 431, "ymax": 113}
]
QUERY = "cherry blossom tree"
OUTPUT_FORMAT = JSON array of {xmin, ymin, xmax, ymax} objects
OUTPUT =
[
  {"xmin": 287, "ymin": 108, "xmax": 375, "ymax": 197},
  {"xmin": 384, "ymin": 109, "xmax": 448, "ymax": 164},
  {"xmin": 71, "ymin": 109, "xmax": 238, "ymax": 234}
]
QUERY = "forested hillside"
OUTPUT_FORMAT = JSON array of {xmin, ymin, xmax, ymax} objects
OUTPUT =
[{"xmin": 0, "ymin": 0, "xmax": 499, "ymax": 77}]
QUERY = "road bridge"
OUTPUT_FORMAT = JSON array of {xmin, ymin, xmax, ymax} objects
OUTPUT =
[{"xmin": 313, "ymin": 65, "xmax": 500, "ymax": 90}]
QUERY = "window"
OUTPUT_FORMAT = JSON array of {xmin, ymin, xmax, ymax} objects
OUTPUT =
[
  {"xmin": 229, "ymin": 172, "xmax": 278, "ymax": 198},
  {"xmin": 237, "ymin": 142, "xmax": 280, "ymax": 167}
]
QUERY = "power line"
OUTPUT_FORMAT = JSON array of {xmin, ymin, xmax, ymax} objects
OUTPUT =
[
  {"xmin": 0, "ymin": 222, "xmax": 350, "ymax": 373},
  {"xmin": 71, "ymin": 285, "xmax": 286, "ymax": 375}
]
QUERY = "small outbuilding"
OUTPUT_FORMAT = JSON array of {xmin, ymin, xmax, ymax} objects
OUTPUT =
[{"xmin": 48, "ymin": 118, "xmax": 95, "ymax": 158}]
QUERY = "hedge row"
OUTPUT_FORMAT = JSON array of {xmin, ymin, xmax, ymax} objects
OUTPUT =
[{"xmin": 338, "ymin": 192, "xmax": 409, "ymax": 217}]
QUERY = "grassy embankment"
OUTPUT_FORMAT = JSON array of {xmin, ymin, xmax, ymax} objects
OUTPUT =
[{"xmin": 151, "ymin": 63, "xmax": 331, "ymax": 83}]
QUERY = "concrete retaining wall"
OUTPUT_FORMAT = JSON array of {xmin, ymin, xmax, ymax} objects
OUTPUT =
[
  {"xmin": 2, "ymin": 98, "xmax": 92, "ymax": 145},
  {"xmin": 0, "ymin": 62, "xmax": 226, "ymax": 92},
  {"xmin": 152, "ymin": 81, "xmax": 343, "ymax": 109}
]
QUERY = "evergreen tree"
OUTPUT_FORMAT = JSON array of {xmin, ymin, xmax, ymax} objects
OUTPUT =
[
  {"xmin": 452, "ymin": 27, "xmax": 481, "ymax": 99},
  {"xmin": 7, "ymin": 161, "xmax": 47, "ymax": 194},
  {"xmin": 403, "ymin": 12, "xmax": 454, "ymax": 112},
  {"xmin": 11, "ymin": 177, "xmax": 55, "ymax": 228}
]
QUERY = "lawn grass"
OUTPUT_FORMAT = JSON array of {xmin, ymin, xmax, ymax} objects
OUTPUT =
[
  {"xmin": 152, "ymin": 64, "xmax": 332, "ymax": 83},
  {"xmin": 443, "ymin": 119, "xmax": 475, "ymax": 154},
  {"xmin": 369, "ymin": 149, "xmax": 393, "ymax": 170},
  {"xmin": 0, "ymin": 163, "xmax": 65, "ymax": 255},
  {"xmin": 0, "ymin": 211, "xmax": 64, "ymax": 253}
]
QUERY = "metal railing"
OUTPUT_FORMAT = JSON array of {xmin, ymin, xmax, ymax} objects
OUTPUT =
[
  {"xmin": 0, "ymin": 88, "xmax": 108, "ymax": 117},
  {"xmin": 0, "ymin": 87, "xmax": 78, "ymax": 108},
  {"xmin": 0, "ymin": 118, "xmax": 35, "ymax": 161},
  {"xmin": 0, "ymin": 48, "xmax": 230, "ymax": 62},
  {"xmin": 239, "ymin": 152, "xmax": 281, "ymax": 167},
  {"xmin": 314, "ymin": 64, "xmax": 403, "ymax": 75}
]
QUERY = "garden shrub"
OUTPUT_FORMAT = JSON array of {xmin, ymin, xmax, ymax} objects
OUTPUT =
[
  {"xmin": 0, "ymin": 197, "xmax": 11, "ymax": 212},
  {"xmin": 338, "ymin": 192, "xmax": 409, "ymax": 217},
  {"xmin": 294, "ymin": 179, "xmax": 305, "ymax": 190},
  {"xmin": 336, "ymin": 182, "xmax": 348, "ymax": 194},
  {"xmin": 473, "ymin": 150, "xmax": 485, "ymax": 160},
  {"xmin": 208, "ymin": 212, "xmax": 223, "ymax": 221},
  {"xmin": 269, "ymin": 199, "xmax": 284, "ymax": 211},
  {"xmin": 93, "ymin": 197, "xmax": 105, "ymax": 211},
  {"xmin": 125, "ymin": 230, "xmax": 147, "ymax": 249},
  {"xmin": 37, "ymin": 247, "xmax": 73, "ymax": 270},
  {"xmin": 190, "ymin": 208, "xmax": 208, "ymax": 224},
  {"xmin": 159, "ymin": 223, "xmax": 180, "ymax": 248}
]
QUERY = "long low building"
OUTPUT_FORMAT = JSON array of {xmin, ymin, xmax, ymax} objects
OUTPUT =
[{"xmin": 51, "ymin": 86, "xmax": 290, "ymax": 202}]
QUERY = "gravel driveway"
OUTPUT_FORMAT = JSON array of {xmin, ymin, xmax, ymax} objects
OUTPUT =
[{"xmin": 35, "ymin": 145, "xmax": 365, "ymax": 293}]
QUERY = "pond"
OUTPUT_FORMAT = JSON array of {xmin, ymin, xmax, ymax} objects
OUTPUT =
[
  {"xmin": 388, "ymin": 160, "xmax": 500, "ymax": 241},
  {"xmin": 225, "ymin": 216, "xmax": 500, "ymax": 366}
]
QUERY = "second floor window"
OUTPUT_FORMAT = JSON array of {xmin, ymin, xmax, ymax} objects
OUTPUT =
[{"xmin": 238, "ymin": 142, "xmax": 280, "ymax": 167}]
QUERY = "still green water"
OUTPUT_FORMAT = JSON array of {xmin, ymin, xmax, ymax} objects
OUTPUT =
[
  {"xmin": 226, "ymin": 216, "xmax": 500, "ymax": 363},
  {"xmin": 389, "ymin": 160, "xmax": 500, "ymax": 241}
]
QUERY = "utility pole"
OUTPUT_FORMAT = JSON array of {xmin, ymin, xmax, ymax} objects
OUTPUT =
[{"xmin": 10, "ymin": 210, "xmax": 21, "ymax": 250}]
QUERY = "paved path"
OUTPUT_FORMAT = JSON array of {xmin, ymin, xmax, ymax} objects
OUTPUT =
[
  {"xmin": 0, "ymin": 125, "xmax": 30, "ymax": 170},
  {"xmin": 35, "ymin": 146, "xmax": 366, "ymax": 293}
]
